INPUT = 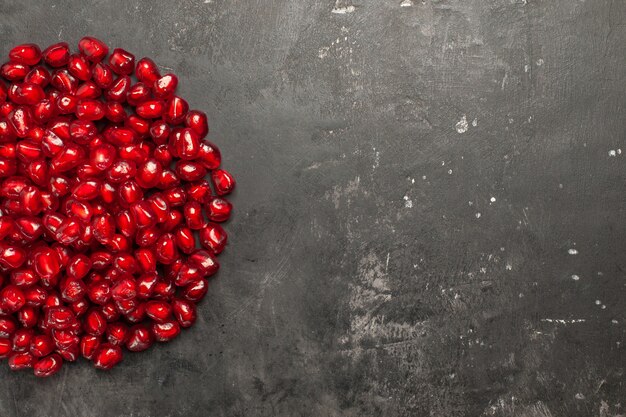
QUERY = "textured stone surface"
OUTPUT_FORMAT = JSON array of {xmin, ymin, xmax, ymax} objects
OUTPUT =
[{"xmin": 0, "ymin": 0, "xmax": 625, "ymax": 416}]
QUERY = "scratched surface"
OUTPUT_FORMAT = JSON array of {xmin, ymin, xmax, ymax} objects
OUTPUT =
[{"xmin": 0, "ymin": 0, "xmax": 625, "ymax": 416}]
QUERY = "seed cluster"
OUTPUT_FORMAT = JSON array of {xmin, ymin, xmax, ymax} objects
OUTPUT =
[{"xmin": 0, "ymin": 38, "xmax": 235, "ymax": 377}]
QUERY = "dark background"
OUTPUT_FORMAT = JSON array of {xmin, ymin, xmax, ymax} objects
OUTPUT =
[{"xmin": 1, "ymin": 0, "xmax": 625, "ymax": 416}]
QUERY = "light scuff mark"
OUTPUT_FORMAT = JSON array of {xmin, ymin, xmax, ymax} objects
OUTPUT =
[
  {"xmin": 455, "ymin": 115, "xmax": 469, "ymax": 133},
  {"xmin": 331, "ymin": 5, "xmax": 356, "ymax": 14}
]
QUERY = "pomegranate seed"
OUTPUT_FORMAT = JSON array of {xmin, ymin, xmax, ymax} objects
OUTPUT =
[
  {"xmin": 33, "ymin": 353, "xmax": 63, "ymax": 377},
  {"xmin": 9, "ymin": 44, "xmax": 42, "ymax": 66},
  {"xmin": 153, "ymin": 74, "xmax": 178, "ymax": 98},
  {"xmin": 126, "ymin": 324, "xmax": 153, "ymax": 352},
  {"xmin": 135, "ymin": 58, "xmax": 160, "ymax": 84},
  {"xmin": 144, "ymin": 300, "xmax": 172, "ymax": 323},
  {"xmin": 92, "ymin": 62, "xmax": 114, "ymax": 89},
  {"xmin": 151, "ymin": 320, "xmax": 180, "ymax": 342},
  {"xmin": 93, "ymin": 343, "xmax": 122, "ymax": 370},
  {"xmin": 30, "ymin": 334, "xmax": 55, "ymax": 357},
  {"xmin": 68, "ymin": 54, "xmax": 91, "ymax": 81},
  {"xmin": 76, "ymin": 99, "xmax": 105, "ymax": 120},
  {"xmin": 8, "ymin": 352, "xmax": 35, "ymax": 370},
  {"xmin": 80, "ymin": 334, "xmax": 100, "ymax": 360},
  {"xmin": 108, "ymin": 49, "xmax": 135, "ymax": 76},
  {"xmin": 78, "ymin": 37, "xmax": 109, "ymax": 63},
  {"xmin": 106, "ymin": 322, "xmax": 128, "ymax": 346},
  {"xmin": 185, "ymin": 110, "xmax": 209, "ymax": 138},
  {"xmin": 1, "ymin": 63, "xmax": 30, "ymax": 82},
  {"xmin": 199, "ymin": 222, "xmax": 228, "ymax": 254},
  {"xmin": 171, "ymin": 298, "xmax": 197, "ymax": 328},
  {"xmin": 43, "ymin": 43, "xmax": 71, "ymax": 67}
]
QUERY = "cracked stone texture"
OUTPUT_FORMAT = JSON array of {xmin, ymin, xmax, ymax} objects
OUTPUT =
[{"xmin": 0, "ymin": 0, "xmax": 625, "ymax": 416}]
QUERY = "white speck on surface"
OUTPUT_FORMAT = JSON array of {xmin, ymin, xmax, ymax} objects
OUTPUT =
[
  {"xmin": 559, "ymin": 183, "xmax": 563, "ymax": 189},
  {"xmin": 422, "ymin": 175, "xmax": 427, "ymax": 180},
  {"xmin": 524, "ymin": 64, "xmax": 530, "ymax": 73},
  {"xmin": 318, "ymin": 47, "xmax": 329, "ymax": 59},
  {"xmin": 571, "ymin": 274, "xmax": 580, "ymax": 281},
  {"xmin": 609, "ymin": 150, "xmax": 617, "ymax": 157},
  {"xmin": 490, "ymin": 197, "xmax": 496, "ymax": 203},
  {"xmin": 568, "ymin": 248, "xmax": 578, "ymax": 255},
  {"xmin": 331, "ymin": 5, "xmax": 356, "ymax": 14},
  {"xmin": 506, "ymin": 263, "xmax": 512, "ymax": 271},
  {"xmin": 574, "ymin": 393, "xmax": 585, "ymax": 400},
  {"xmin": 468, "ymin": 201, "xmax": 473, "ymax": 206},
  {"xmin": 400, "ymin": 0, "xmax": 414, "ymax": 6},
  {"xmin": 595, "ymin": 300, "xmax": 601, "ymax": 305},
  {"xmin": 403, "ymin": 195, "xmax": 413, "ymax": 208},
  {"xmin": 472, "ymin": 118, "xmax": 478, "ymax": 127},
  {"xmin": 455, "ymin": 115, "xmax": 469, "ymax": 133},
  {"xmin": 372, "ymin": 147, "xmax": 380, "ymax": 169},
  {"xmin": 536, "ymin": 58, "xmax": 544, "ymax": 66},
  {"xmin": 447, "ymin": 169, "xmax": 453, "ymax": 175},
  {"xmin": 541, "ymin": 318, "xmax": 586, "ymax": 324},
  {"xmin": 411, "ymin": 178, "xmax": 415, "ymax": 184},
  {"xmin": 475, "ymin": 212, "xmax": 481, "ymax": 219},
  {"xmin": 612, "ymin": 319, "xmax": 619, "ymax": 324}
]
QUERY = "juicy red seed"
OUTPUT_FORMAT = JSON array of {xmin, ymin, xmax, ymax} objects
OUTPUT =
[
  {"xmin": 68, "ymin": 54, "xmax": 91, "ymax": 81},
  {"xmin": 153, "ymin": 74, "xmax": 178, "ymax": 99},
  {"xmin": 78, "ymin": 37, "xmax": 109, "ymax": 63},
  {"xmin": 1, "ymin": 63, "xmax": 30, "ymax": 82},
  {"xmin": 0, "ymin": 41, "xmax": 233, "ymax": 376},
  {"xmin": 108, "ymin": 49, "xmax": 135, "ymax": 76},
  {"xmin": 33, "ymin": 353, "xmax": 63, "ymax": 377},
  {"xmin": 185, "ymin": 110, "xmax": 209, "ymax": 138},
  {"xmin": 43, "ymin": 43, "xmax": 70, "ymax": 67},
  {"xmin": 135, "ymin": 58, "xmax": 161, "ymax": 84},
  {"xmin": 199, "ymin": 222, "xmax": 228, "ymax": 254},
  {"xmin": 93, "ymin": 343, "xmax": 123, "ymax": 370},
  {"xmin": 126, "ymin": 324, "xmax": 153, "ymax": 352},
  {"xmin": 76, "ymin": 100, "xmax": 105, "ymax": 120},
  {"xmin": 151, "ymin": 320, "xmax": 180, "ymax": 342},
  {"xmin": 9, "ymin": 44, "xmax": 42, "ymax": 66}
]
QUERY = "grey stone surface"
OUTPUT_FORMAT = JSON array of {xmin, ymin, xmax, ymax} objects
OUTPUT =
[{"xmin": 0, "ymin": 0, "xmax": 625, "ymax": 416}]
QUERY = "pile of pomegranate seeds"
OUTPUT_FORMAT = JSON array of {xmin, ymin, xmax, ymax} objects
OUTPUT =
[{"xmin": 0, "ymin": 37, "xmax": 235, "ymax": 377}]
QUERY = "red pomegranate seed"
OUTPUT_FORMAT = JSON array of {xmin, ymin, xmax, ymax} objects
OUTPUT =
[
  {"xmin": 67, "ymin": 54, "xmax": 91, "ymax": 81},
  {"xmin": 206, "ymin": 197, "xmax": 233, "ymax": 222},
  {"xmin": 108, "ymin": 49, "xmax": 135, "ymax": 76},
  {"xmin": 135, "ymin": 58, "xmax": 160, "ymax": 84},
  {"xmin": 9, "ymin": 44, "xmax": 42, "ymax": 66},
  {"xmin": 78, "ymin": 37, "xmax": 109, "ymax": 63},
  {"xmin": 106, "ymin": 322, "xmax": 128, "ymax": 346},
  {"xmin": 1, "ymin": 63, "xmax": 30, "ymax": 82},
  {"xmin": 8, "ymin": 351, "xmax": 35, "ymax": 370},
  {"xmin": 151, "ymin": 320, "xmax": 180, "ymax": 342},
  {"xmin": 126, "ymin": 324, "xmax": 153, "ymax": 352},
  {"xmin": 185, "ymin": 110, "xmax": 209, "ymax": 138},
  {"xmin": 43, "ymin": 43, "xmax": 71, "ymax": 67},
  {"xmin": 153, "ymin": 74, "xmax": 178, "ymax": 98},
  {"xmin": 80, "ymin": 334, "xmax": 100, "ymax": 360},
  {"xmin": 93, "ymin": 343, "xmax": 122, "ymax": 370},
  {"xmin": 199, "ymin": 222, "xmax": 228, "ymax": 254},
  {"xmin": 33, "ymin": 353, "xmax": 63, "ymax": 377},
  {"xmin": 30, "ymin": 334, "xmax": 55, "ymax": 357}
]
